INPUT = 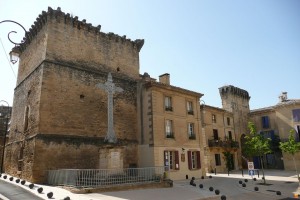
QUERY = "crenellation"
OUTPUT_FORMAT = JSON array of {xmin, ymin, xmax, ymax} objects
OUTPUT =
[{"xmin": 15, "ymin": 7, "xmax": 144, "ymax": 55}]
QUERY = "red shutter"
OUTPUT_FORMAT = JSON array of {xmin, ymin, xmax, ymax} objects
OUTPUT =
[
  {"xmin": 187, "ymin": 151, "xmax": 192, "ymax": 170},
  {"xmin": 175, "ymin": 151, "xmax": 180, "ymax": 170},
  {"xmin": 196, "ymin": 151, "xmax": 201, "ymax": 169}
]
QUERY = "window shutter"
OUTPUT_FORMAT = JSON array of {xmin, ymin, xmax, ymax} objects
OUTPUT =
[
  {"xmin": 196, "ymin": 151, "xmax": 201, "ymax": 169},
  {"xmin": 175, "ymin": 151, "xmax": 179, "ymax": 170},
  {"xmin": 187, "ymin": 151, "xmax": 192, "ymax": 170}
]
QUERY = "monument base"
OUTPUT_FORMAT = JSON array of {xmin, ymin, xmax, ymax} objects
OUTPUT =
[{"xmin": 99, "ymin": 145, "xmax": 124, "ymax": 169}]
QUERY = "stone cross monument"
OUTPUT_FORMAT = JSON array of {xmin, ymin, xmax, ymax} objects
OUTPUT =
[{"xmin": 96, "ymin": 73, "xmax": 123, "ymax": 143}]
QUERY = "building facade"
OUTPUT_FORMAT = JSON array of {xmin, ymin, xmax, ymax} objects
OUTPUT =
[
  {"xmin": 138, "ymin": 73, "xmax": 204, "ymax": 180},
  {"xmin": 0, "ymin": 105, "xmax": 12, "ymax": 172},
  {"xmin": 250, "ymin": 92, "xmax": 300, "ymax": 170},
  {"xmin": 200, "ymin": 104, "xmax": 239, "ymax": 173},
  {"xmin": 5, "ymin": 7, "xmax": 144, "ymax": 183}
]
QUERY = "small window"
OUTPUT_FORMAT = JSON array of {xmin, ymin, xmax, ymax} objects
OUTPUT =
[
  {"xmin": 227, "ymin": 117, "xmax": 230, "ymax": 126},
  {"xmin": 187, "ymin": 101, "xmax": 193, "ymax": 115},
  {"xmin": 292, "ymin": 109, "xmax": 300, "ymax": 122},
  {"xmin": 165, "ymin": 120, "xmax": 174, "ymax": 138},
  {"xmin": 164, "ymin": 150, "xmax": 179, "ymax": 170},
  {"xmin": 212, "ymin": 114, "xmax": 216, "ymax": 123},
  {"xmin": 215, "ymin": 154, "xmax": 221, "ymax": 166},
  {"xmin": 188, "ymin": 123, "xmax": 195, "ymax": 139},
  {"xmin": 262, "ymin": 116, "xmax": 269, "ymax": 129},
  {"xmin": 188, "ymin": 151, "xmax": 201, "ymax": 170},
  {"xmin": 165, "ymin": 96, "xmax": 173, "ymax": 111}
]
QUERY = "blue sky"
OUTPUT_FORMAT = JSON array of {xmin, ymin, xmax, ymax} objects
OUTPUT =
[{"xmin": 0, "ymin": 0, "xmax": 299, "ymax": 109}]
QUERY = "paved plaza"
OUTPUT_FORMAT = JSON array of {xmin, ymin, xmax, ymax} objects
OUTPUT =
[{"xmin": 0, "ymin": 170, "xmax": 299, "ymax": 200}]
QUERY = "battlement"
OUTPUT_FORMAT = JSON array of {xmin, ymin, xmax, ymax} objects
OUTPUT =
[
  {"xmin": 219, "ymin": 85, "xmax": 250, "ymax": 100},
  {"xmin": 16, "ymin": 7, "xmax": 144, "ymax": 53}
]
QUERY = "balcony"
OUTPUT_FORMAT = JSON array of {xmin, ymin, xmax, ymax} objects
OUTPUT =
[
  {"xmin": 166, "ymin": 133, "xmax": 174, "ymax": 139},
  {"xmin": 208, "ymin": 139, "xmax": 239, "ymax": 149},
  {"xmin": 187, "ymin": 110, "xmax": 194, "ymax": 115},
  {"xmin": 165, "ymin": 106, "xmax": 173, "ymax": 112},
  {"xmin": 189, "ymin": 134, "xmax": 196, "ymax": 140}
]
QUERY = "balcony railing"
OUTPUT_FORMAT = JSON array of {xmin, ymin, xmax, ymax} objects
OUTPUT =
[
  {"xmin": 187, "ymin": 110, "xmax": 194, "ymax": 115},
  {"xmin": 165, "ymin": 106, "xmax": 173, "ymax": 112},
  {"xmin": 208, "ymin": 139, "xmax": 239, "ymax": 149},
  {"xmin": 189, "ymin": 134, "xmax": 196, "ymax": 140},
  {"xmin": 166, "ymin": 133, "xmax": 174, "ymax": 138}
]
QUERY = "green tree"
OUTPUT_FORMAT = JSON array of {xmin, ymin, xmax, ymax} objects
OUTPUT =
[
  {"xmin": 222, "ymin": 151, "xmax": 233, "ymax": 176},
  {"xmin": 243, "ymin": 122, "xmax": 272, "ymax": 184},
  {"xmin": 279, "ymin": 130, "xmax": 300, "ymax": 182}
]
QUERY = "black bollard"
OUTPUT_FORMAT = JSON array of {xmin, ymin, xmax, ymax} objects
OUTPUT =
[
  {"xmin": 21, "ymin": 180, "xmax": 26, "ymax": 185},
  {"xmin": 215, "ymin": 189, "xmax": 220, "ymax": 195},
  {"xmin": 47, "ymin": 192, "xmax": 53, "ymax": 199},
  {"xmin": 29, "ymin": 183, "xmax": 34, "ymax": 189},
  {"xmin": 63, "ymin": 197, "xmax": 71, "ymax": 200},
  {"xmin": 254, "ymin": 186, "xmax": 259, "ymax": 191},
  {"xmin": 276, "ymin": 191, "xmax": 281, "ymax": 195},
  {"xmin": 37, "ymin": 187, "xmax": 43, "ymax": 193},
  {"xmin": 209, "ymin": 186, "xmax": 214, "ymax": 191},
  {"xmin": 199, "ymin": 184, "xmax": 203, "ymax": 188},
  {"xmin": 221, "ymin": 195, "xmax": 226, "ymax": 200}
]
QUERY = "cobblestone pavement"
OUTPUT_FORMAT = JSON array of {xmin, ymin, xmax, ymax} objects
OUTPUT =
[{"xmin": 0, "ymin": 170, "xmax": 299, "ymax": 200}]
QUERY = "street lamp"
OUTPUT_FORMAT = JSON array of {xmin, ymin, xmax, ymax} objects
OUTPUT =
[
  {"xmin": 0, "ymin": 20, "xmax": 26, "ymax": 64},
  {"xmin": 0, "ymin": 100, "xmax": 10, "ymax": 174}
]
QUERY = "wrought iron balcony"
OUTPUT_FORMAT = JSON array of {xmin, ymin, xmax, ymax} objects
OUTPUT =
[
  {"xmin": 165, "ymin": 106, "xmax": 173, "ymax": 112},
  {"xmin": 166, "ymin": 133, "xmax": 174, "ymax": 139},
  {"xmin": 208, "ymin": 139, "xmax": 239, "ymax": 149}
]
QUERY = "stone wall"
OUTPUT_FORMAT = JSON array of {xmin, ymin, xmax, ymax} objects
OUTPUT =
[{"xmin": 38, "ymin": 62, "xmax": 138, "ymax": 140}]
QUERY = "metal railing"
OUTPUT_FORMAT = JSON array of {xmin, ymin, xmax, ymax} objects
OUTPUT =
[
  {"xmin": 48, "ymin": 167, "xmax": 165, "ymax": 188},
  {"xmin": 208, "ymin": 139, "xmax": 239, "ymax": 148}
]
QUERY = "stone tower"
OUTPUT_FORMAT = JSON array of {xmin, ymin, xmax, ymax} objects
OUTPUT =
[
  {"xmin": 219, "ymin": 85, "xmax": 250, "ymax": 168},
  {"xmin": 5, "ymin": 7, "xmax": 144, "ymax": 183}
]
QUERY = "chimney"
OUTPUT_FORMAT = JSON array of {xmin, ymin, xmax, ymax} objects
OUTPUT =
[
  {"xmin": 279, "ymin": 92, "xmax": 288, "ymax": 103},
  {"xmin": 159, "ymin": 73, "xmax": 170, "ymax": 85}
]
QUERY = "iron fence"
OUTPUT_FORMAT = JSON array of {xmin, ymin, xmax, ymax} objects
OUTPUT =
[{"xmin": 48, "ymin": 167, "xmax": 165, "ymax": 188}]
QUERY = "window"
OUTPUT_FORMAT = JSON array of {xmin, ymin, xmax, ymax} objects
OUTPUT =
[
  {"xmin": 188, "ymin": 151, "xmax": 201, "ymax": 170},
  {"xmin": 296, "ymin": 125, "xmax": 300, "ymax": 142},
  {"xmin": 164, "ymin": 151, "xmax": 179, "ymax": 170},
  {"xmin": 228, "ymin": 131, "xmax": 232, "ymax": 140},
  {"xmin": 187, "ymin": 101, "xmax": 193, "ymax": 115},
  {"xmin": 165, "ymin": 96, "xmax": 173, "ymax": 111},
  {"xmin": 262, "ymin": 116, "xmax": 270, "ymax": 129},
  {"xmin": 227, "ymin": 117, "xmax": 230, "ymax": 126},
  {"xmin": 215, "ymin": 154, "xmax": 221, "ymax": 166},
  {"xmin": 212, "ymin": 114, "xmax": 216, "ymax": 123},
  {"xmin": 188, "ymin": 123, "xmax": 195, "ymax": 139},
  {"xmin": 293, "ymin": 109, "xmax": 300, "ymax": 122},
  {"xmin": 165, "ymin": 120, "xmax": 174, "ymax": 138},
  {"xmin": 213, "ymin": 129, "xmax": 219, "ymax": 140}
]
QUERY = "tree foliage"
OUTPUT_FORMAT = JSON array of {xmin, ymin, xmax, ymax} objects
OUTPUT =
[
  {"xmin": 279, "ymin": 129, "xmax": 300, "ymax": 182},
  {"xmin": 279, "ymin": 130, "xmax": 300, "ymax": 155},
  {"xmin": 243, "ymin": 122, "xmax": 272, "ymax": 158}
]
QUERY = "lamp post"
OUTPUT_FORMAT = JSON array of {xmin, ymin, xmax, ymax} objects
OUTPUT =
[
  {"xmin": 0, "ymin": 20, "xmax": 26, "ymax": 64},
  {"xmin": 0, "ymin": 100, "xmax": 10, "ymax": 174}
]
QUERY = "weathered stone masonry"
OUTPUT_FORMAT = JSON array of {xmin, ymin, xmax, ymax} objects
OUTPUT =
[{"xmin": 6, "ymin": 7, "xmax": 143, "ymax": 183}]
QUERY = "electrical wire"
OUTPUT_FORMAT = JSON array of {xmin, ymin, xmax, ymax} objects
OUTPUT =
[{"xmin": 0, "ymin": 37, "xmax": 17, "ymax": 79}]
